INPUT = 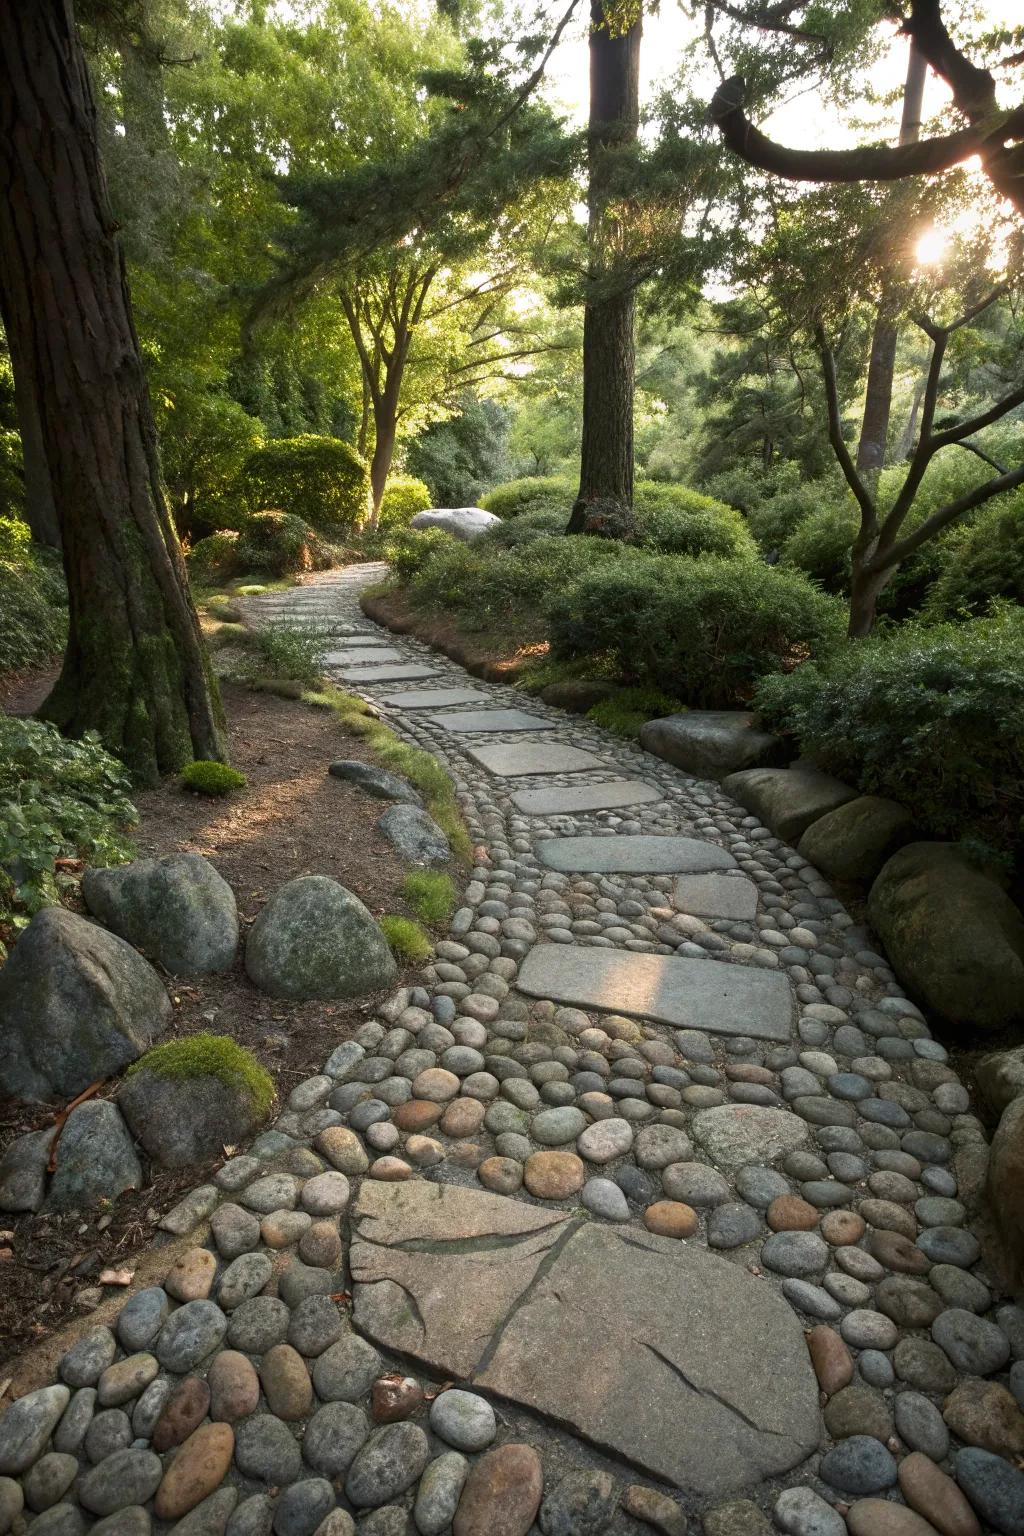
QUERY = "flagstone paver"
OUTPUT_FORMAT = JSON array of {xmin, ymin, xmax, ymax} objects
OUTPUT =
[
  {"xmin": 3, "ymin": 563, "xmax": 1013, "ymax": 1536},
  {"xmin": 536, "ymin": 832, "xmax": 738, "ymax": 873},
  {"xmin": 327, "ymin": 646, "xmax": 404, "ymax": 665},
  {"xmin": 424, "ymin": 708, "xmax": 556, "ymax": 733}
]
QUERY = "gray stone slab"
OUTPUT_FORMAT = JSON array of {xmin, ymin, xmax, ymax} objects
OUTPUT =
[
  {"xmin": 515, "ymin": 944, "xmax": 794, "ymax": 1042},
  {"xmin": 337, "ymin": 664, "xmax": 439, "ymax": 684},
  {"xmin": 326, "ymin": 647, "xmax": 404, "ymax": 666},
  {"xmin": 537, "ymin": 834, "xmax": 736, "ymax": 874},
  {"xmin": 511, "ymin": 780, "xmax": 664, "ymax": 815},
  {"xmin": 466, "ymin": 743, "xmax": 607, "ymax": 777},
  {"xmin": 379, "ymin": 688, "xmax": 490, "ymax": 709},
  {"xmin": 350, "ymin": 1181, "xmax": 820, "ymax": 1497},
  {"xmin": 426, "ymin": 708, "xmax": 555, "ymax": 733},
  {"xmin": 674, "ymin": 872, "xmax": 759, "ymax": 921},
  {"xmin": 325, "ymin": 634, "xmax": 391, "ymax": 647}
]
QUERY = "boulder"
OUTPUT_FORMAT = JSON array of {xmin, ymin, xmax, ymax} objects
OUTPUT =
[
  {"xmin": 0, "ymin": 1128, "xmax": 54, "ymax": 1213},
  {"xmin": 409, "ymin": 508, "xmax": 500, "ymax": 542},
  {"xmin": 976, "ymin": 1048, "xmax": 1024, "ymax": 1119},
  {"xmin": 377, "ymin": 805, "xmax": 450, "ymax": 864},
  {"xmin": 988, "ymin": 1096, "xmax": 1024, "ymax": 1283},
  {"xmin": 46, "ymin": 1100, "xmax": 142, "ymax": 1210},
  {"xmin": 328, "ymin": 761, "xmax": 420, "ymax": 804},
  {"xmin": 0, "ymin": 907, "xmax": 171, "ymax": 1101},
  {"xmin": 538, "ymin": 679, "xmax": 617, "ymax": 714},
  {"xmin": 868, "ymin": 843, "xmax": 1024, "ymax": 1034},
  {"xmin": 640, "ymin": 712, "xmax": 789, "ymax": 780},
  {"xmin": 797, "ymin": 795, "xmax": 916, "ymax": 885},
  {"xmin": 82, "ymin": 853, "xmax": 238, "ymax": 975},
  {"xmin": 245, "ymin": 875, "xmax": 397, "ymax": 1000},
  {"xmin": 720, "ymin": 766, "xmax": 857, "ymax": 844},
  {"xmin": 118, "ymin": 1046, "xmax": 273, "ymax": 1168}
]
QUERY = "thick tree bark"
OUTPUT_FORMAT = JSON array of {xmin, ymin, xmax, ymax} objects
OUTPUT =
[
  {"xmin": 568, "ymin": 0, "xmax": 642, "ymax": 535},
  {"xmin": 10, "ymin": 360, "xmax": 60, "ymax": 549},
  {"xmin": 0, "ymin": 0, "xmax": 226, "ymax": 784}
]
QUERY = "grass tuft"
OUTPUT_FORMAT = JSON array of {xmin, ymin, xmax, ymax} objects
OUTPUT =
[
  {"xmin": 128, "ymin": 1033, "xmax": 275, "ymax": 1115},
  {"xmin": 180, "ymin": 760, "xmax": 248, "ymax": 795},
  {"xmin": 586, "ymin": 687, "xmax": 680, "ymax": 740},
  {"xmin": 380, "ymin": 914, "xmax": 434, "ymax": 963},
  {"xmin": 402, "ymin": 869, "xmax": 458, "ymax": 926}
]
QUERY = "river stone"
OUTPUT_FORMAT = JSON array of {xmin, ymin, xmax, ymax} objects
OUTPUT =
[
  {"xmin": 869, "ymin": 843, "xmax": 1024, "ymax": 1034},
  {"xmin": 119, "ymin": 1064, "xmax": 271, "ymax": 1169},
  {"xmin": 233, "ymin": 1416, "xmax": 302, "ymax": 1485},
  {"xmin": 45, "ymin": 1101, "xmax": 142, "ymax": 1211},
  {"xmin": 327, "ymin": 760, "xmax": 420, "ymax": 804},
  {"xmin": 721, "ymin": 766, "xmax": 857, "ymax": 843},
  {"xmin": 538, "ymin": 1470, "xmax": 617, "ymax": 1536},
  {"xmin": 987, "ymin": 1096, "xmax": 1024, "ymax": 1283},
  {"xmin": 452, "ymin": 1443, "xmax": 543, "ymax": 1536},
  {"xmin": 377, "ymin": 805, "xmax": 450, "ymax": 864},
  {"xmin": 774, "ymin": 1487, "xmax": 847, "ymax": 1536},
  {"xmin": 639, "ymin": 711, "xmax": 787, "ymax": 780},
  {"xmin": 957, "ymin": 1448, "xmax": 1024, "ymax": 1533},
  {"xmin": 693, "ymin": 1104, "xmax": 808, "ymax": 1171},
  {"xmin": 933, "ymin": 1309, "xmax": 1011, "ymax": 1375},
  {"xmin": 60, "ymin": 1328, "xmax": 117, "ymax": 1388},
  {"xmin": 154, "ymin": 1423, "xmax": 235, "ymax": 1520},
  {"xmin": 245, "ymin": 876, "xmax": 397, "ymax": 1000},
  {"xmin": 0, "ymin": 1386, "xmax": 70, "ymax": 1475},
  {"xmin": 156, "ymin": 1301, "xmax": 228, "ymax": 1372},
  {"xmin": 797, "ymin": 796, "xmax": 914, "ymax": 886},
  {"xmin": 429, "ymin": 1391, "xmax": 495, "ymax": 1452},
  {"xmin": 301, "ymin": 1402, "xmax": 368, "ymax": 1478},
  {"xmin": 819, "ymin": 1435, "xmax": 897, "ymax": 1494},
  {"xmin": 344, "ymin": 1422, "xmax": 430, "ymax": 1508},
  {"xmin": 82, "ymin": 853, "xmax": 237, "ymax": 975},
  {"xmin": 0, "ymin": 908, "xmax": 171, "ymax": 1100},
  {"xmin": 414, "ymin": 1452, "xmax": 469, "ymax": 1536},
  {"xmin": 349, "ymin": 1180, "xmax": 820, "ymax": 1496},
  {"xmin": 79, "ymin": 1449, "xmax": 163, "ymax": 1515},
  {"xmin": 517, "ymin": 946, "xmax": 793, "ymax": 1041}
]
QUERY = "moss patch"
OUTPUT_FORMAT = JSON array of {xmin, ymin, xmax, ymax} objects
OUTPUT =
[
  {"xmin": 128, "ymin": 1032, "xmax": 275, "ymax": 1116},
  {"xmin": 586, "ymin": 687, "xmax": 679, "ymax": 741},
  {"xmin": 402, "ymin": 869, "xmax": 457, "ymax": 927},
  {"xmin": 380, "ymin": 914, "xmax": 434, "ymax": 963},
  {"xmin": 180, "ymin": 760, "xmax": 248, "ymax": 795}
]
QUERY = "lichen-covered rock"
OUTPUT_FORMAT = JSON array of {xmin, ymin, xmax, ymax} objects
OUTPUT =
[
  {"xmin": 82, "ymin": 853, "xmax": 238, "ymax": 975},
  {"xmin": 245, "ymin": 876, "xmax": 397, "ymax": 1001},
  {"xmin": 409, "ymin": 508, "xmax": 500, "ymax": 542},
  {"xmin": 869, "ymin": 843, "xmax": 1024, "ymax": 1034},
  {"xmin": 0, "ymin": 1128, "xmax": 53, "ymax": 1213},
  {"xmin": 0, "ymin": 908, "xmax": 171, "ymax": 1101},
  {"xmin": 118, "ymin": 1037, "xmax": 274, "ymax": 1168},
  {"xmin": 721, "ymin": 766, "xmax": 857, "ymax": 843},
  {"xmin": 797, "ymin": 795, "xmax": 915, "ymax": 886},
  {"xmin": 376, "ymin": 806, "xmax": 450, "ymax": 865},
  {"xmin": 328, "ymin": 762, "xmax": 420, "ymax": 805},
  {"xmin": 45, "ymin": 1101, "xmax": 142, "ymax": 1211},
  {"xmin": 640, "ymin": 712, "xmax": 788, "ymax": 781}
]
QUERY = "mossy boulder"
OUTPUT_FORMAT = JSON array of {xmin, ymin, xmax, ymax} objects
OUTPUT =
[
  {"xmin": 118, "ymin": 1035, "xmax": 275, "ymax": 1168},
  {"xmin": 721, "ymin": 765, "xmax": 857, "ymax": 844},
  {"xmin": 0, "ymin": 907, "xmax": 171, "ymax": 1101},
  {"xmin": 868, "ymin": 843, "xmax": 1024, "ymax": 1035},
  {"xmin": 245, "ymin": 875, "xmax": 397, "ymax": 1000},
  {"xmin": 640, "ymin": 711, "xmax": 788, "ymax": 780},
  {"xmin": 797, "ymin": 795, "xmax": 916, "ymax": 886},
  {"xmin": 82, "ymin": 853, "xmax": 239, "ymax": 975}
]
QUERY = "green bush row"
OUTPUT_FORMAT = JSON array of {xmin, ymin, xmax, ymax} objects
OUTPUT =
[{"xmin": 0, "ymin": 516, "xmax": 68, "ymax": 673}]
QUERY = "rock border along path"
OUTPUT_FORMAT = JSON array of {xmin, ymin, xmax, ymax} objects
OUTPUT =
[{"xmin": 2, "ymin": 563, "xmax": 1018, "ymax": 1536}]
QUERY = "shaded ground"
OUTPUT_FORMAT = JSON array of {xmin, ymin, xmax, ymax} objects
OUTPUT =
[{"xmin": 0, "ymin": 680, "xmax": 425, "ymax": 1367}]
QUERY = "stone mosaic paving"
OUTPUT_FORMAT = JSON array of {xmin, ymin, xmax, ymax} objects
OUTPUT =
[{"xmin": 2, "ymin": 562, "xmax": 1021, "ymax": 1536}]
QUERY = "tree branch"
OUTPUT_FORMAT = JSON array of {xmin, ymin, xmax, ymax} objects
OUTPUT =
[
  {"xmin": 813, "ymin": 323, "xmax": 877, "ymax": 531},
  {"xmin": 877, "ymin": 460, "xmax": 1024, "ymax": 567}
]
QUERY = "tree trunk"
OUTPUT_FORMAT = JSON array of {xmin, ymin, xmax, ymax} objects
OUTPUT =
[
  {"xmin": 848, "ymin": 553, "xmax": 894, "ymax": 639},
  {"xmin": 368, "ymin": 408, "xmax": 397, "ymax": 527},
  {"xmin": 11, "ymin": 360, "xmax": 60, "ymax": 549},
  {"xmin": 0, "ymin": 0, "xmax": 226, "ymax": 784},
  {"xmin": 568, "ymin": 0, "xmax": 641, "ymax": 535}
]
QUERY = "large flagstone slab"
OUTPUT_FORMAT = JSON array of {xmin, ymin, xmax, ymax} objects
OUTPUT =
[
  {"xmin": 426, "ymin": 708, "xmax": 555, "ymax": 733},
  {"xmin": 379, "ymin": 688, "xmax": 489, "ymax": 709},
  {"xmin": 467, "ymin": 744, "xmax": 607, "ymax": 777},
  {"xmin": 511, "ymin": 780, "xmax": 663, "ymax": 815},
  {"xmin": 537, "ymin": 834, "xmax": 736, "ymax": 874},
  {"xmin": 674, "ymin": 872, "xmax": 759, "ymax": 920},
  {"xmin": 349, "ymin": 1182, "xmax": 820, "ymax": 1497},
  {"xmin": 326, "ymin": 647, "xmax": 404, "ymax": 666},
  {"xmin": 516, "ymin": 945, "xmax": 793, "ymax": 1041},
  {"xmin": 338, "ymin": 664, "xmax": 439, "ymax": 683}
]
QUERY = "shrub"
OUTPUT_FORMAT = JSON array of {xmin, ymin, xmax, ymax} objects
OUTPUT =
[
  {"xmin": 0, "ymin": 519, "xmax": 68, "ymax": 672},
  {"xmin": 782, "ymin": 505, "xmax": 859, "ymax": 592},
  {"xmin": 480, "ymin": 475, "xmax": 573, "ymax": 519},
  {"xmin": 401, "ymin": 868, "xmax": 457, "ymax": 926},
  {"xmin": 128, "ymin": 1034, "xmax": 275, "ymax": 1116},
  {"xmin": 238, "ymin": 435, "xmax": 371, "ymax": 533},
  {"xmin": 0, "ymin": 716, "xmax": 136, "ymax": 922},
  {"xmin": 380, "ymin": 914, "xmax": 434, "ymax": 963},
  {"xmin": 755, "ymin": 605, "xmax": 1024, "ymax": 851},
  {"xmin": 180, "ymin": 760, "xmax": 247, "ymax": 795},
  {"xmin": 384, "ymin": 526, "xmax": 456, "ymax": 583},
  {"xmin": 378, "ymin": 475, "xmax": 432, "ymax": 529},
  {"xmin": 587, "ymin": 686, "xmax": 679, "ymax": 739},
  {"xmin": 922, "ymin": 495, "xmax": 1024, "ymax": 620},
  {"xmin": 240, "ymin": 622, "xmax": 327, "ymax": 688},
  {"xmin": 548, "ymin": 556, "xmax": 844, "ymax": 708},
  {"xmin": 187, "ymin": 530, "xmax": 241, "ymax": 581},
  {"xmin": 236, "ymin": 510, "xmax": 335, "ymax": 577}
]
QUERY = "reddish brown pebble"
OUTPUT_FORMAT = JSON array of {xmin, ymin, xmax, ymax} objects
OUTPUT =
[
  {"xmin": 898, "ymin": 1451, "xmax": 982, "ymax": 1536},
  {"xmin": 643, "ymin": 1201, "xmax": 698, "ymax": 1239},
  {"xmin": 369, "ymin": 1156, "xmax": 412, "ymax": 1181},
  {"xmin": 478, "ymin": 1156, "xmax": 523, "ymax": 1194},
  {"xmin": 394, "ymin": 1100, "xmax": 443, "ymax": 1132},
  {"xmin": 164, "ymin": 1248, "xmax": 217, "ymax": 1302},
  {"xmin": 154, "ymin": 1422, "xmax": 235, "ymax": 1520},
  {"xmin": 207, "ymin": 1350, "xmax": 260, "ymax": 1423},
  {"xmin": 860, "ymin": 1198, "xmax": 918, "ymax": 1240},
  {"xmin": 767, "ymin": 1196, "xmax": 820, "ymax": 1232},
  {"xmin": 453, "ymin": 1443, "xmax": 543, "ymax": 1536},
  {"xmin": 152, "ymin": 1376, "xmax": 211, "ymax": 1452},
  {"xmin": 448, "ymin": 1142, "xmax": 487, "ymax": 1171},
  {"xmin": 523, "ymin": 1151, "xmax": 584, "ymax": 1199},
  {"xmin": 441, "ymin": 1099, "xmax": 486, "ymax": 1138},
  {"xmin": 806, "ymin": 1326, "xmax": 854, "ymax": 1395},
  {"xmin": 725, "ymin": 1064, "xmax": 775, "ymax": 1086},
  {"xmin": 371, "ymin": 1375, "xmax": 425, "ymax": 1423},
  {"xmin": 868, "ymin": 1229, "xmax": 931, "ymax": 1274},
  {"xmin": 299, "ymin": 1219, "xmax": 343, "ymax": 1269},
  {"xmin": 622, "ymin": 1486, "xmax": 688, "ymax": 1535},
  {"xmin": 260, "ymin": 1343, "xmax": 312, "ymax": 1421},
  {"xmin": 821, "ymin": 1209, "xmax": 865, "ymax": 1246},
  {"xmin": 846, "ymin": 1498, "xmax": 945, "ymax": 1535},
  {"xmin": 943, "ymin": 1379, "xmax": 1024, "ymax": 1459}
]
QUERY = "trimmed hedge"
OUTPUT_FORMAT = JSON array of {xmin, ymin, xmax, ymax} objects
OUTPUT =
[
  {"xmin": 548, "ymin": 555, "xmax": 844, "ymax": 708},
  {"xmin": 755, "ymin": 605, "xmax": 1024, "ymax": 852},
  {"xmin": 239, "ymin": 435, "xmax": 371, "ymax": 532},
  {"xmin": 378, "ymin": 475, "xmax": 432, "ymax": 529},
  {"xmin": 236, "ymin": 511, "xmax": 334, "ymax": 576}
]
